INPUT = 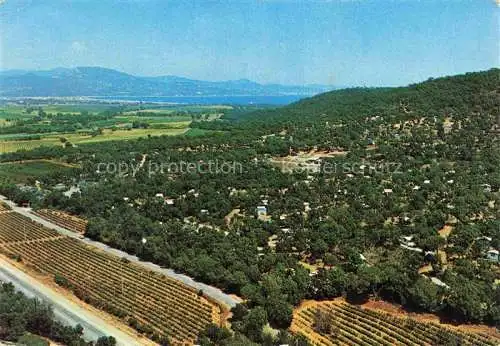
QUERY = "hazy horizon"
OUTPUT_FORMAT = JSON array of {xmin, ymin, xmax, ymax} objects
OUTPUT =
[
  {"xmin": 1, "ymin": 0, "xmax": 498, "ymax": 86},
  {"xmin": 0, "ymin": 65, "xmax": 338, "ymax": 86}
]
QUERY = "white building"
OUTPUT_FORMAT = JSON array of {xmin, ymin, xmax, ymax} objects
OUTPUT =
[
  {"xmin": 400, "ymin": 235, "xmax": 423, "ymax": 252},
  {"xmin": 303, "ymin": 202, "xmax": 311, "ymax": 212},
  {"xmin": 486, "ymin": 249, "xmax": 499, "ymax": 263},
  {"xmin": 256, "ymin": 206, "xmax": 268, "ymax": 221},
  {"xmin": 430, "ymin": 277, "xmax": 450, "ymax": 289}
]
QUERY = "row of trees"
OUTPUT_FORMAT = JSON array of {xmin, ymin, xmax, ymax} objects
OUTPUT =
[{"xmin": 0, "ymin": 281, "xmax": 116, "ymax": 346}]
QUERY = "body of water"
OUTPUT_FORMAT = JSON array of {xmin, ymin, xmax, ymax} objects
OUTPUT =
[{"xmin": 92, "ymin": 95, "xmax": 306, "ymax": 106}]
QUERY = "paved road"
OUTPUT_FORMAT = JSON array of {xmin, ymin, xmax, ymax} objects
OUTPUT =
[
  {"xmin": 0, "ymin": 257, "xmax": 145, "ymax": 345},
  {"xmin": 0, "ymin": 195, "xmax": 241, "ymax": 308}
]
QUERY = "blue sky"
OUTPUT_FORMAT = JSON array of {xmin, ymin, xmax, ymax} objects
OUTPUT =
[{"xmin": 0, "ymin": 0, "xmax": 498, "ymax": 86}]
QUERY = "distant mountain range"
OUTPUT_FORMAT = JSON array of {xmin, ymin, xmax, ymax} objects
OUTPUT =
[{"xmin": 0, "ymin": 67, "xmax": 336, "ymax": 97}]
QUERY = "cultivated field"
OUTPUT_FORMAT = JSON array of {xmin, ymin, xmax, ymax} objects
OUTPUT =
[
  {"xmin": 0, "ymin": 102, "xmax": 235, "ymax": 154},
  {"xmin": 0, "ymin": 103, "xmax": 231, "ymax": 153},
  {"xmin": 291, "ymin": 300, "xmax": 500, "ymax": 346},
  {"xmin": 0, "ymin": 127, "xmax": 189, "ymax": 153},
  {"xmin": 0, "ymin": 160, "xmax": 76, "ymax": 183},
  {"xmin": 33, "ymin": 209, "xmax": 88, "ymax": 234},
  {"xmin": 0, "ymin": 211, "xmax": 226, "ymax": 345},
  {"xmin": 0, "ymin": 213, "xmax": 62, "ymax": 243},
  {"xmin": 0, "ymin": 140, "xmax": 50, "ymax": 153}
]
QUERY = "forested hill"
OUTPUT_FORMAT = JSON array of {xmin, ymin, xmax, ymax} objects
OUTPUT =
[
  {"xmin": 226, "ymin": 68, "xmax": 499, "ymax": 130},
  {"xmin": 289, "ymin": 68, "xmax": 498, "ymax": 117},
  {"xmin": 194, "ymin": 68, "xmax": 499, "ymax": 153},
  {"xmin": 0, "ymin": 69, "xmax": 499, "ymax": 343}
]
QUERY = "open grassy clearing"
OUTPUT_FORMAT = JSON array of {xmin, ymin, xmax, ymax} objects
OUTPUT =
[
  {"xmin": 270, "ymin": 149, "xmax": 348, "ymax": 173},
  {"xmin": 0, "ymin": 119, "xmax": 14, "ymax": 127},
  {"xmin": 0, "ymin": 104, "xmax": 110, "ymax": 117},
  {"xmin": 0, "ymin": 127, "xmax": 189, "ymax": 153},
  {"xmin": 0, "ymin": 160, "xmax": 76, "ymax": 183},
  {"xmin": 183, "ymin": 128, "xmax": 215, "ymax": 137},
  {"xmin": 0, "ymin": 133, "xmax": 40, "ymax": 140},
  {"xmin": 0, "ymin": 107, "xmax": 33, "ymax": 122},
  {"xmin": 119, "ymin": 113, "xmax": 221, "ymax": 123},
  {"xmin": 0, "ymin": 140, "xmax": 59, "ymax": 153},
  {"xmin": 121, "ymin": 104, "xmax": 233, "ymax": 114},
  {"xmin": 0, "ymin": 105, "xmax": 32, "ymax": 115},
  {"xmin": 71, "ymin": 127, "xmax": 189, "ymax": 143},
  {"xmin": 42, "ymin": 104, "xmax": 118, "ymax": 114},
  {"xmin": 147, "ymin": 121, "xmax": 191, "ymax": 129},
  {"xmin": 115, "ymin": 115, "xmax": 193, "ymax": 123}
]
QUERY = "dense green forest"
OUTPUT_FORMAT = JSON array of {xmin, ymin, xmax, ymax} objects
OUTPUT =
[
  {"xmin": 0, "ymin": 69, "xmax": 499, "ymax": 342},
  {"xmin": 0, "ymin": 281, "xmax": 116, "ymax": 346}
]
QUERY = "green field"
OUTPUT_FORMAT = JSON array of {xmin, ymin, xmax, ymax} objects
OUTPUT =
[
  {"xmin": 121, "ymin": 104, "xmax": 233, "ymax": 114},
  {"xmin": 0, "ymin": 102, "xmax": 233, "ymax": 153},
  {"xmin": 0, "ymin": 104, "xmax": 119, "ymax": 115},
  {"xmin": 116, "ymin": 115, "xmax": 193, "ymax": 123},
  {"xmin": 0, "ymin": 160, "xmax": 77, "ymax": 183},
  {"xmin": 0, "ymin": 127, "xmax": 189, "ymax": 153},
  {"xmin": 0, "ymin": 102, "xmax": 248, "ymax": 154},
  {"xmin": 70, "ymin": 127, "xmax": 189, "ymax": 143},
  {"xmin": 184, "ymin": 128, "xmax": 222, "ymax": 137}
]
